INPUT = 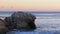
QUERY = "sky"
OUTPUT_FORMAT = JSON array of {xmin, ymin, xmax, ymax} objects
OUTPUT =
[{"xmin": 0, "ymin": 0, "xmax": 60, "ymax": 12}]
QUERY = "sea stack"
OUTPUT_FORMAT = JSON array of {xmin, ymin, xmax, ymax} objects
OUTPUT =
[{"xmin": 5, "ymin": 12, "xmax": 36, "ymax": 31}]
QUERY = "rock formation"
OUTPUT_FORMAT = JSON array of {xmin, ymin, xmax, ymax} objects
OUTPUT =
[
  {"xmin": 5, "ymin": 12, "xmax": 36, "ymax": 31},
  {"xmin": 0, "ymin": 19, "xmax": 8, "ymax": 34}
]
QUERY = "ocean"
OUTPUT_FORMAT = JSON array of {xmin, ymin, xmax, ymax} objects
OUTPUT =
[{"xmin": 0, "ymin": 12, "xmax": 60, "ymax": 34}]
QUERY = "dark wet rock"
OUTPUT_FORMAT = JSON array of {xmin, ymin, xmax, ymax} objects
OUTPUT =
[
  {"xmin": 0, "ymin": 19, "xmax": 8, "ymax": 34},
  {"xmin": 5, "ymin": 12, "xmax": 36, "ymax": 31},
  {"xmin": 4, "ymin": 17, "xmax": 15, "ymax": 30}
]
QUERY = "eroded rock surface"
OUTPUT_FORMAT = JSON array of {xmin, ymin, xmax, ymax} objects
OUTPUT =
[{"xmin": 5, "ymin": 12, "xmax": 36, "ymax": 31}]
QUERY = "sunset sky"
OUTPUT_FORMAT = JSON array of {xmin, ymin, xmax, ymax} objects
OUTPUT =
[{"xmin": 0, "ymin": 0, "xmax": 60, "ymax": 12}]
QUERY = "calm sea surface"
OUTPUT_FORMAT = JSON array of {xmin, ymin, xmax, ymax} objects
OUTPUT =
[{"xmin": 0, "ymin": 12, "xmax": 60, "ymax": 34}]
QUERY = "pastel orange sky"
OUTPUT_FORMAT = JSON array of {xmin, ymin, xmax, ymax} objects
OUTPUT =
[{"xmin": 0, "ymin": 0, "xmax": 60, "ymax": 12}]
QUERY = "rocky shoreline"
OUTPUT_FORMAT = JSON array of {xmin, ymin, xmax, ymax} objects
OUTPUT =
[{"xmin": 0, "ymin": 12, "xmax": 36, "ymax": 34}]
